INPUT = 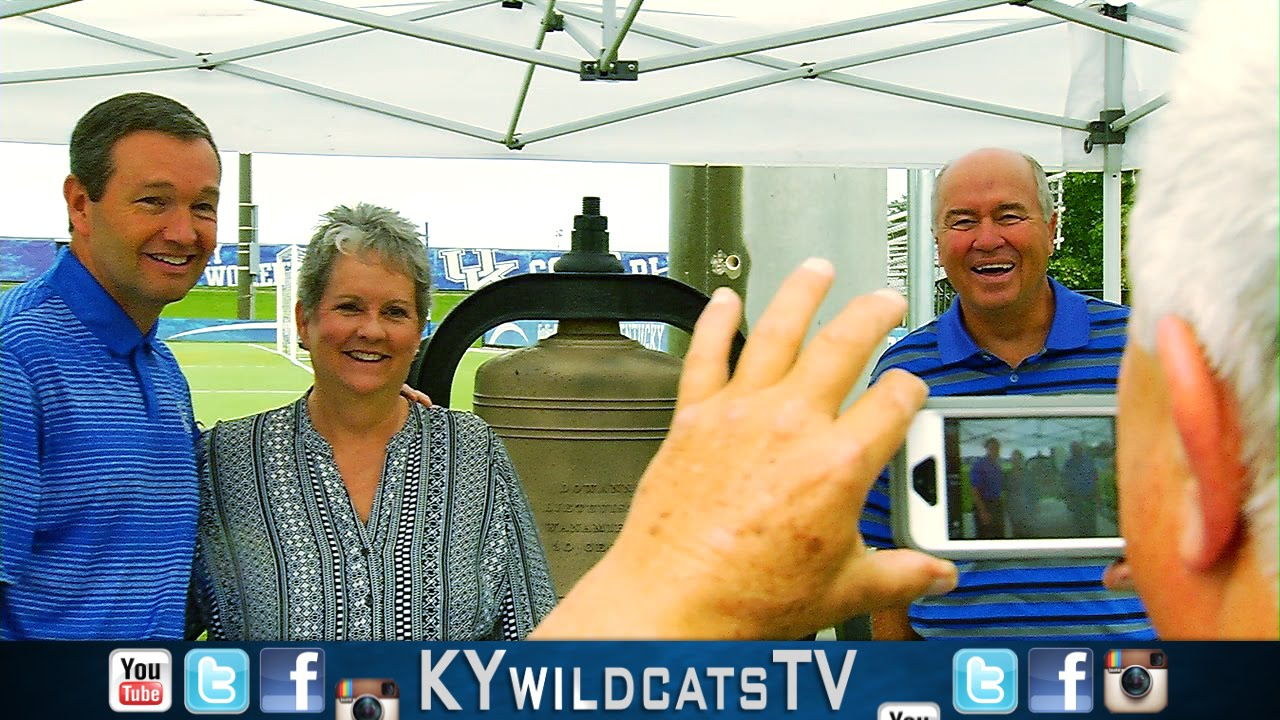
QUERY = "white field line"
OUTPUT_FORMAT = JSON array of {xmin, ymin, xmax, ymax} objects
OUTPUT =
[{"xmin": 245, "ymin": 342, "xmax": 314, "ymax": 375}]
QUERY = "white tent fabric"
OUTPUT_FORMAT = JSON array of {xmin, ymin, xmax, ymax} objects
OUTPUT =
[{"xmin": 1, "ymin": 0, "xmax": 1199, "ymax": 168}]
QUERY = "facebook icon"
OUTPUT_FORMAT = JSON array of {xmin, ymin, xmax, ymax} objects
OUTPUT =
[
  {"xmin": 1029, "ymin": 648, "xmax": 1093, "ymax": 713},
  {"xmin": 260, "ymin": 648, "xmax": 325, "ymax": 714}
]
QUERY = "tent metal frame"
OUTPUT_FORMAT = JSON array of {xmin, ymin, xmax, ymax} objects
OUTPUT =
[{"xmin": 1, "ymin": 0, "xmax": 1190, "ymax": 304}]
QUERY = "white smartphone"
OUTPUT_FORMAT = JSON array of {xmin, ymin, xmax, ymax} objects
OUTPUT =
[{"xmin": 891, "ymin": 395, "xmax": 1125, "ymax": 560}]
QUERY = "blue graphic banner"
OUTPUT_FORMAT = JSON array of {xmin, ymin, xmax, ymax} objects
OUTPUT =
[
  {"xmin": 5, "ymin": 640, "xmax": 1277, "ymax": 718},
  {"xmin": 200, "ymin": 244, "xmax": 289, "ymax": 287},
  {"xmin": 484, "ymin": 320, "xmax": 668, "ymax": 352},
  {"xmin": 0, "ymin": 236, "xmax": 59, "ymax": 282},
  {"xmin": 0, "ymin": 239, "xmax": 295, "ymax": 287},
  {"xmin": 2, "ymin": 240, "xmax": 671, "ymax": 295},
  {"xmin": 432, "ymin": 248, "xmax": 668, "ymax": 291}
]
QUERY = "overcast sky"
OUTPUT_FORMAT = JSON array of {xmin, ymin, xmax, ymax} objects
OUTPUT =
[{"xmin": 0, "ymin": 142, "xmax": 907, "ymax": 253}]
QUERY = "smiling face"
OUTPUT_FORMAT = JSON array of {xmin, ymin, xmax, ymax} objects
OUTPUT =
[
  {"xmin": 934, "ymin": 149, "xmax": 1056, "ymax": 319},
  {"xmin": 298, "ymin": 252, "xmax": 423, "ymax": 400},
  {"xmin": 65, "ymin": 130, "xmax": 221, "ymax": 331}
]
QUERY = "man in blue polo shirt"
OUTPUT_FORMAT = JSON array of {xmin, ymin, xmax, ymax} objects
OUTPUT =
[
  {"xmin": 859, "ymin": 147, "xmax": 1152, "ymax": 640},
  {"xmin": 0, "ymin": 93, "xmax": 221, "ymax": 639},
  {"xmin": 970, "ymin": 438, "xmax": 1007, "ymax": 539}
]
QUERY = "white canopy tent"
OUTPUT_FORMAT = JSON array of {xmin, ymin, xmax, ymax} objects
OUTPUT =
[{"xmin": 1, "ymin": 0, "xmax": 1201, "ymax": 301}]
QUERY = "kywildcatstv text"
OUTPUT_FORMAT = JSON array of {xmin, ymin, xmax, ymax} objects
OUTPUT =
[{"xmin": 420, "ymin": 649, "xmax": 858, "ymax": 712}]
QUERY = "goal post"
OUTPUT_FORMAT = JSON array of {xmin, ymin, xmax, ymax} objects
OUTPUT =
[{"xmin": 274, "ymin": 245, "xmax": 306, "ymax": 364}]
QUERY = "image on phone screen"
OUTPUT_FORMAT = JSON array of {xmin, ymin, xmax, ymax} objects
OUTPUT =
[{"xmin": 943, "ymin": 416, "xmax": 1117, "ymax": 541}]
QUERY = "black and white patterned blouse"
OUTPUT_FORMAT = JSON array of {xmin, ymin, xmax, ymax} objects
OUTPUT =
[{"xmin": 191, "ymin": 398, "xmax": 556, "ymax": 640}]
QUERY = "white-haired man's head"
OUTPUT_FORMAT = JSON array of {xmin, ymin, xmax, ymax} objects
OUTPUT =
[{"xmin": 1118, "ymin": 0, "xmax": 1278, "ymax": 637}]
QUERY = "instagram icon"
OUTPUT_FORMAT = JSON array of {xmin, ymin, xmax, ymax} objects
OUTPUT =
[{"xmin": 1104, "ymin": 649, "xmax": 1168, "ymax": 714}]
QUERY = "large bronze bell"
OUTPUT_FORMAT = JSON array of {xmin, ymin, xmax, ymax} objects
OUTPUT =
[
  {"xmin": 474, "ymin": 199, "xmax": 681, "ymax": 596},
  {"xmin": 474, "ymin": 318, "xmax": 680, "ymax": 596},
  {"xmin": 410, "ymin": 197, "xmax": 744, "ymax": 599}
]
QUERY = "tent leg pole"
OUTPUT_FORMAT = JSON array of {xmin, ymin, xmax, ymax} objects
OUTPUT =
[
  {"xmin": 907, "ymin": 168, "xmax": 936, "ymax": 329},
  {"xmin": 1102, "ymin": 14, "xmax": 1125, "ymax": 304}
]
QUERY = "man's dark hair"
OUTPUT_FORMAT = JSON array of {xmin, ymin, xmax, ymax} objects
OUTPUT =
[{"xmin": 69, "ymin": 92, "xmax": 219, "ymax": 202}]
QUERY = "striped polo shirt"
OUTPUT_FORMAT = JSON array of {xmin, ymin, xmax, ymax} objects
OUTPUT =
[
  {"xmin": 1, "ymin": 250, "xmax": 199, "ymax": 639},
  {"xmin": 859, "ymin": 278, "xmax": 1155, "ymax": 641}
]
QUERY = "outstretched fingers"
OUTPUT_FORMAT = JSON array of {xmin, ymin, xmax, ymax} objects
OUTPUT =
[
  {"xmin": 728, "ymin": 258, "xmax": 835, "ymax": 391},
  {"xmin": 832, "ymin": 368, "xmax": 929, "ymax": 492},
  {"xmin": 677, "ymin": 287, "xmax": 743, "ymax": 411},
  {"xmin": 786, "ymin": 289, "xmax": 910, "ymax": 414}
]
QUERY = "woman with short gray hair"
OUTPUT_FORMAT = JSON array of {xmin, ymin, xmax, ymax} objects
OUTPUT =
[{"xmin": 192, "ymin": 202, "xmax": 555, "ymax": 640}]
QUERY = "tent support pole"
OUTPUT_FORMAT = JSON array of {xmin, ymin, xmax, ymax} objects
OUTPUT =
[
  {"xmin": 0, "ymin": 0, "xmax": 75, "ymax": 20},
  {"xmin": 258, "ymin": 0, "xmax": 581, "ymax": 72},
  {"xmin": 1126, "ymin": 5, "xmax": 1188, "ymax": 32},
  {"xmin": 1025, "ymin": 0, "xmax": 1180, "ymax": 51},
  {"xmin": 600, "ymin": 1, "xmax": 642, "ymax": 71},
  {"xmin": 1102, "ymin": 15, "xmax": 1125, "ymax": 304},
  {"xmin": 907, "ymin": 169, "xmax": 937, "ymax": 329},
  {"xmin": 645, "ymin": 0, "xmax": 1007, "ymax": 72},
  {"xmin": 505, "ymin": 0, "xmax": 560, "ymax": 145},
  {"xmin": 602, "ymin": 0, "xmax": 616, "ymax": 54},
  {"xmin": 1113, "ymin": 95, "xmax": 1167, "ymax": 131}
]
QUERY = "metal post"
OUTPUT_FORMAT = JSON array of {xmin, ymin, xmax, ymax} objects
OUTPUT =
[
  {"xmin": 667, "ymin": 166, "xmax": 746, "ymax": 358},
  {"xmin": 907, "ymin": 168, "xmax": 937, "ymax": 328},
  {"xmin": 237, "ymin": 153, "xmax": 255, "ymax": 319},
  {"xmin": 1102, "ymin": 21, "xmax": 1124, "ymax": 303}
]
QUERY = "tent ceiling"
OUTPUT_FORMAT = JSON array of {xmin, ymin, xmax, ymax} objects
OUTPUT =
[{"xmin": 1, "ymin": 0, "xmax": 1198, "ymax": 167}]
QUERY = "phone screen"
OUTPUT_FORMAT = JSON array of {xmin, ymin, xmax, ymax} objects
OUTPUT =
[{"xmin": 943, "ymin": 415, "xmax": 1117, "ymax": 541}]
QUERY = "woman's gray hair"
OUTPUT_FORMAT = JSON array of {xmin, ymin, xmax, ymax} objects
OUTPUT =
[{"xmin": 297, "ymin": 203, "xmax": 432, "ymax": 326}]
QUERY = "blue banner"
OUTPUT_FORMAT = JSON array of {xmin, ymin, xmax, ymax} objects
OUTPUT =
[
  {"xmin": 6, "ymin": 640, "xmax": 1277, "ymax": 718},
  {"xmin": 484, "ymin": 320, "xmax": 669, "ymax": 352},
  {"xmin": 2, "ymin": 240, "xmax": 671, "ymax": 294},
  {"xmin": 200, "ymin": 245, "xmax": 290, "ymax": 288},
  {"xmin": 432, "ymin": 248, "xmax": 668, "ymax": 292},
  {"xmin": 0, "ymin": 236, "xmax": 59, "ymax": 282}
]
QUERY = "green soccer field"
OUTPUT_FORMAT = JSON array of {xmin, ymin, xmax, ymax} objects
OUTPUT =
[
  {"xmin": 172, "ymin": 342, "xmax": 505, "ymax": 427},
  {"xmin": 160, "ymin": 287, "xmax": 470, "ymax": 323}
]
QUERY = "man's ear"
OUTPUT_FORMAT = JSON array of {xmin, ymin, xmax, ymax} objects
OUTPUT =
[
  {"xmin": 294, "ymin": 301, "xmax": 309, "ymax": 351},
  {"xmin": 63, "ymin": 174, "xmax": 91, "ymax": 237},
  {"xmin": 1046, "ymin": 211, "xmax": 1059, "ymax": 256},
  {"xmin": 1155, "ymin": 315, "xmax": 1247, "ymax": 571}
]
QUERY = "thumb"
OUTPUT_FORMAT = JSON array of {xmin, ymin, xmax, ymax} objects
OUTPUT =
[
  {"xmin": 829, "ymin": 549, "xmax": 958, "ymax": 617},
  {"xmin": 1101, "ymin": 558, "xmax": 1135, "ymax": 591}
]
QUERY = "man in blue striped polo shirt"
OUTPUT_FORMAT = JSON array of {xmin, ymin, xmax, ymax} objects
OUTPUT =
[
  {"xmin": 859, "ymin": 147, "xmax": 1153, "ymax": 641},
  {"xmin": 0, "ymin": 93, "xmax": 221, "ymax": 639}
]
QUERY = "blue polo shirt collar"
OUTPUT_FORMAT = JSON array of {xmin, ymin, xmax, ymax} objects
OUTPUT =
[
  {"xmin": 48, "ymin": 249, "xmax": 159, "ymax": 357},
  {"xmin": 937, "ymin": 277, "xmax": 1090, "ymax": 364}
]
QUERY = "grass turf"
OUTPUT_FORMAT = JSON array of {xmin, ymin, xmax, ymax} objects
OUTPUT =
[
  {"xmin": 161, "ymin": 288, "xmax": 469, "ymax": 323},
  {"xmin": 173, "ymin": 341, "xmax": 503, "ymax": 427},
  {"xmin": 4, "ymin": 283, "xmax": 469, "ymax": 324},
  {"xmin": 162, "ymin": 287, "xmax": 279, "ymax": 320}
]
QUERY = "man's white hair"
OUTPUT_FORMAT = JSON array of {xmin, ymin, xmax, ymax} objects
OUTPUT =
[{"xmin": 1127, "ymin": 0, "xmax": 1278, "ymax": 583}]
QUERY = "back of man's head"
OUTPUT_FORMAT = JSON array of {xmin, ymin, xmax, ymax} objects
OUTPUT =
[
  {"xmin": 1127, "ymin": 0, "xmax": 1278, "ymax": 586},
  {"xmin": 69, "ymin": 92, "xmax": 219, "ymax": 203}
]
